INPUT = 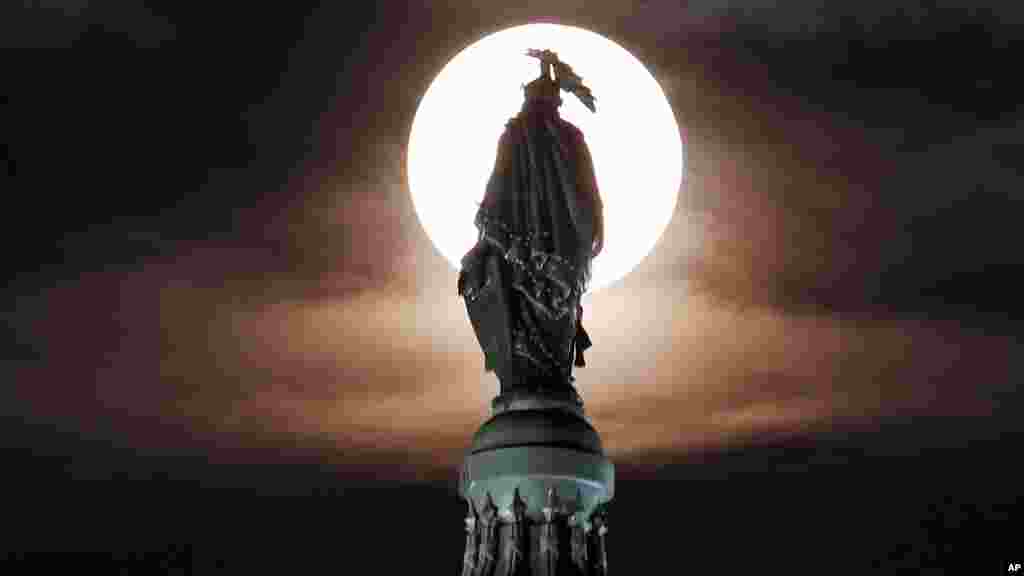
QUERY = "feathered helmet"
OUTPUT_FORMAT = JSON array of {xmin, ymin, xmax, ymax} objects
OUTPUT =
[{"xmin": 523, "ymin": 49, "xmax": 597, "ymax": 113}]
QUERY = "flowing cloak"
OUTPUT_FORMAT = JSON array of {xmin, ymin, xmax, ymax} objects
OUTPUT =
[{"xmin": 458, "ymin": 99, "xmax": 603, "ymax": 387}]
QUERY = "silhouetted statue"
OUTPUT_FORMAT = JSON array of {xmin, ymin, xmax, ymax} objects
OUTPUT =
[{"xmin": 458, "ymin": 49, "xmax": 604, "ymax": 405}]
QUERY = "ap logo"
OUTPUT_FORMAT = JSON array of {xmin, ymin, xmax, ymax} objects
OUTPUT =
[{"xmin": 1009, "ymin": 563, "xmax": 1022, "ymax": 573}]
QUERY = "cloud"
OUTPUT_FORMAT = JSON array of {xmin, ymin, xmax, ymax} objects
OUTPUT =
[
  {"xmin": 12, "ymin": 5, "xmax": 1019, "ymax": 484},
  {"xmin": 15, "ymin": 199, "xmax": 1011, "ymax": 483}
]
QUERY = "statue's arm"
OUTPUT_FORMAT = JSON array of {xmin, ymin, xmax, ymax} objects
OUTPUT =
[
  {"xmin": 460, "ymin": 127, "xmax": 513, "ymax": 297},
  {"xmin": 576, "ymin": 133, "xmax": 604, "ymax": 257},
  {"xmin": 592, "ymin": 179, "xmax": 604, "ymax": 257}
]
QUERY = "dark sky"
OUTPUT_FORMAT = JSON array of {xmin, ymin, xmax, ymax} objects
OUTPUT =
[{"xmin": 4, "ymin": 1, "xmax": 1022, "ymax": 572}]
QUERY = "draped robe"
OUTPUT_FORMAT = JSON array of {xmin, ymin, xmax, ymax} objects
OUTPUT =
[{"xmin": 458, "ymin": 96, "xmax": 603, "ymax": 393}]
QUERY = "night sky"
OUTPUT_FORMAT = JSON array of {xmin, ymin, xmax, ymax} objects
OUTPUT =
[{"xmin": 5, "ymin": 2, "xmax": 1022, "ymax": 573}]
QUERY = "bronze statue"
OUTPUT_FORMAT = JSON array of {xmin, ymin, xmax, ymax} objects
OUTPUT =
[{"xmin": 458, "ymin": 49, "xmax": 604, "ymax": 406}]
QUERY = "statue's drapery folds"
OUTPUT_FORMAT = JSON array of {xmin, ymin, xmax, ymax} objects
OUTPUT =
[{"xmin": 458, "ymin": 79, "xmax": 604, "ymax": 396}]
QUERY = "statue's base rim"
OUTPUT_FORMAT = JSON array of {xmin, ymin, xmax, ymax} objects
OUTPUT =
[{"xmin": 491, "ymin": 387, "xmax": 583, "ymax": 416}]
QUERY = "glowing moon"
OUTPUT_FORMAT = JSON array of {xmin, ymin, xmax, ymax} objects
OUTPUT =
[{"xmin": 408, "ymin": 23, "xmax": 684, "ymax": 292}]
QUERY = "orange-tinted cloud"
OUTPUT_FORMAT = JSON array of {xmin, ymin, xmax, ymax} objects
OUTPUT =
[{"xmin": 14, "ymin": 7, "xmax": 1016, "ymax": 484}]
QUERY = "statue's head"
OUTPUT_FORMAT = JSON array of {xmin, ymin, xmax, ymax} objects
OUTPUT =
[
  {"xmin": 523, "ymin": 49, "xmax": 563, "ymax": 108},
  {"xmin": 522, "ymin": 75, "xmax": 562, "ymax": 108}
]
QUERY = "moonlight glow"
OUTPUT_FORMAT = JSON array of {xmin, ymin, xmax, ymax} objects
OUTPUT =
[{"xmin": 408, "ymin": 24, "xmax": 684, "ymax": 292}]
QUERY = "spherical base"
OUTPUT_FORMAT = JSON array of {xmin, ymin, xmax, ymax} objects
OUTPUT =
[
  {"xmin": 460, "ymin": 392, "xmax": 614, "ymax": 529},
  {"xmin": 459, "ymin": 398, "xmax": 613, "ymax": 574}
]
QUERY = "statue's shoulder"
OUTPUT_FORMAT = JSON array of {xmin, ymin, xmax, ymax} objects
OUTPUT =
[
  {"xmin": 558, "ymin": 118, "xmax": 585, "ymax": 142},
  {"xmin": 558, "ymin": 117, "xmax": 581, "ymax": 132}
]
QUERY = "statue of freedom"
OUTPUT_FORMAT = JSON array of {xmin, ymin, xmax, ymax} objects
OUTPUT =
[{"xmin": 457, "ymin": 49, "xmax": 604, "ymax": 407}]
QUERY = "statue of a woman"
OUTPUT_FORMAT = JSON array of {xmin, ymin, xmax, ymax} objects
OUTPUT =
[{"xmin": 458, "ymin": 49, "xmax": 604, "ymax": 405}]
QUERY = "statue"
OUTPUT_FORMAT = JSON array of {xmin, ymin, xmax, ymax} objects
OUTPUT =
[
  {"xmin": 457, "ymin": 49, "xmax": 604, "ymax": 406},
  {"xmin": 454, "ymin": 53, "xmax": 616, "ymax": 569}
]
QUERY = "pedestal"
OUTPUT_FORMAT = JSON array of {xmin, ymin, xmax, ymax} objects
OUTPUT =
[{"xmin": 459, "ymin": 388, "xmax": 613, "ymax": 575}]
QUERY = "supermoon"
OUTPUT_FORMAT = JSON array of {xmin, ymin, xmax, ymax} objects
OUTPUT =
[{"xmin": 407, "ymin": 23, "xmax": 684, "ymax": 292}]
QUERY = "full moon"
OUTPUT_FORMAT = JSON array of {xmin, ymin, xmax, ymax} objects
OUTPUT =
[{"xmin": 408, "ymin": 24, "xmax": 684, "ymax": 292}]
